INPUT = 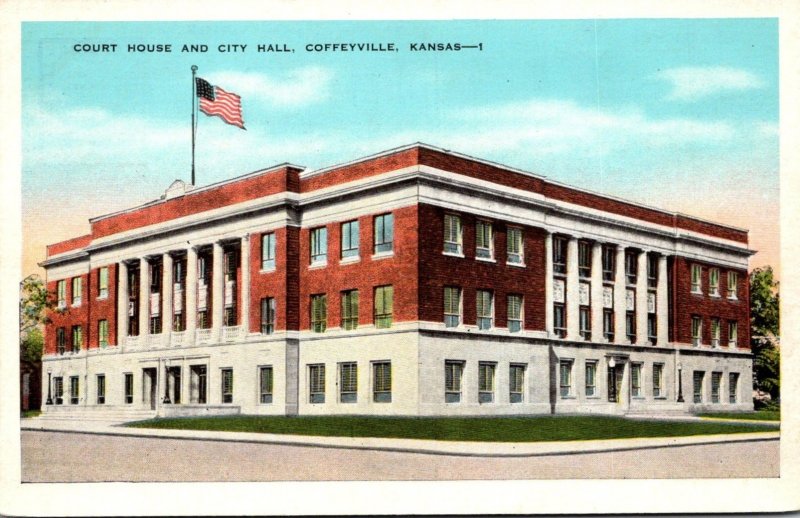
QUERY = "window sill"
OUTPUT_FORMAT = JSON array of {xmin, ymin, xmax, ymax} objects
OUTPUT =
[
  {"xmin": 259, "ymin": 267, "xmax": 276, "ymax": 274},
  {"xmin": 97, "ymin": 295, "xmax": 108, "ymax": 301},
  {"xmin": 71, "ymin": 303, "xmax": 82, "ymax": 308},
  {"xmin": 308, "ymin": 261, "xmax": 328, "ymax": 270},
  {"xmin": 709, "ymin": 293, "xmax": 721, "ymax": 299},
  {"xmin": 475, "ymin": 256, "xmax": 496, "ymax": 263},
  {"xmin": 339, "ymin": 256, "xmax": 360, "ymax": 265},
  {"xmin": 631, "ymin": 396, "xmax": 646, "ymax": 400},
  {"xmin": 690, "ymin": 290, "xmax": 703, "ymax": 296},
  {"xmin": 442, "ymin": 251, "xmax": 465, "ymax": 258},
  {"xmin": 371, "ymin": 251, "xmax": 394, "ymax": 261},
  {"xmin": 560, "ymin": 396, "xmax": 577, "ymax": 400},
  {"xmin": 506, "ymin": 261, "xmax": 526, "ymax": 268},
  {"xmin": 585, "ymin": 395, "xmax": 601, "ymax": 400},
  {"xmin": 654, "ymin": 396, "xmax": 668, "ymax": 400},
  {"xmin": 727, "ymin": 296, "xmax": 739, "ymax": 301}
]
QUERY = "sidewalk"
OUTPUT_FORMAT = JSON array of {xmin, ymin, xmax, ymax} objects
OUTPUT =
[{"xmin": 21, "ymin": 416, "xmax": 780, "ymax": 458}]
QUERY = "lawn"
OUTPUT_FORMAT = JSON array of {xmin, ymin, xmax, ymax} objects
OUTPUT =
[
  {"xmin": 698, "ymin": 410, "xmax": 780, "ymax": 422},
  {"xmin": 21, "ymin": 410, "xmax": 41, "ymax": 418},
  {"xmin": 127, "ymin": 415, "xmax": 778, "ymax": 442}
]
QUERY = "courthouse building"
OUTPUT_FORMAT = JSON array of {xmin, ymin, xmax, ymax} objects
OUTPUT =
[{"xmin": 40, "ymin": 143, "xmax": 754, "ymax": 418}]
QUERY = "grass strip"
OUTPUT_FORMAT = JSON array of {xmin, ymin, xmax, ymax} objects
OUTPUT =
[{"xmin": 698, "ymin": 410, "xmax": 780, "ymax": 422}]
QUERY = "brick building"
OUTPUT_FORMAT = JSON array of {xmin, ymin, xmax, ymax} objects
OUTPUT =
[{"xmin": 40, "ymin": 143, "xmax": 753, "ymax": 417}]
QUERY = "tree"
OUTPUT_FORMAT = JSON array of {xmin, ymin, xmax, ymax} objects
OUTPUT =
[
  {"xmin": 749, "ymin": 266, "xmax": 780, "ymax": 400},
  {"xmin": 19, "ymin": 274, "xmax": 56, "ymax": 363}
]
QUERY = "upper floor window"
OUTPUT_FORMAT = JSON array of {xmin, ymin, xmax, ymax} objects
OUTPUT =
[
  {"xmin": 727, "ymin": 271, "xmax": 738, "ymax": 299},
  {"xmin": 341, "ymin": 290, "xmax": 359, "ymax": 330},
  {"xmin": 647, "ymin": 314, "xmax": 657, "ymax": 345},
  {"xmin": 56, "ymin": 280, "xmax": 66, "ymax": 309},
  {"xmin": 260, "ymin": 297, "xmax": 276, "ymax": 335},
  {"xmin": 709, "ymin": 268, "xmax": 720, "ymax": 297},
  {"xmin": 98, "ymin": 320, "xmax": 109, "ymax": 347},
  {"xmin": 476, "ymin": 289, "xmax": 493, "ymax": 330},
  {"xmin": 625, "ymin": 250, "xmax": 638, "ymax": 285},
  {"xmin": 603, "ymin": 309, "xmax": 614, "ymax": 342},
  {"xmin": 261, "ymin": 232, "xmax": 276, "ymax": 270},
  {"xmin": 198, "ymin": 256, "xmax": 210, "ymax": 285},
  {"xmin": 728, "ymin": 320, "xmax": 738, "ymax": 348},
  {"xmin": 310, "ymin": 227, "xmax": 328, "ymax": 265},
  {"xmin": 443, "ymin": 286, "xmax": 462, "ymax": 328},
  {"xmin": 443, "ymin": 214, "xmax": 463, "ymax": 255},
  {"xmin": 311, "ymin": 294, "xmax": 327, "ymax": 333},
  {"xmin": 711, "ymin": 317, "xmax": 721, "ymax": 347},
  {"xmin": 691, "ymin": 264, "xmax": 702, "ymax": 293},
  {"xmin": 506, "ymin": 227, "xmax": 523, "ymax": 265},
  {"xmin": 341, "ymin": 220, "xmax": 360, "ymax": 259},
  {"xmin": 71, "ymin": 277, "xmax": 82, "ymax": 306},
  {"xmin": 579, "ymin": 306, "xmax": 591, "ymax": 341},
  {"xmin": 150, "ymin": 262, "xmax": 162, "ymax": 293},
  {"xmin": 476, "ymin": 221, "xmax": 493, "ymax": 259},
  {"xmin": 507, "ymin": 294, "xmax": 523, "ymax": 333},
  {"xmin": 56, "ymin": 327, "xmax": 66, "ymax": 355},
  {"xmin": 374, "ymin": 285, "xmax": 393, "ymax": 328},
  {"xmin": 173, "ymin": 260, "xmax": 184, "ymax": 287},
  {"xmin": 602, "ymin": 245, "xmax": 616, "ymax": 282},
  {"xmin": 71, "ymin": 325, "xmax": 83, "ymax": 352},
  {"xmin": 374, "ymin": 213, "xmax": 394, "ymax": 254},
  {"xmin": 647, "ymin": 255, "xmax": 658, "ymax": 289},
  {"xmin": 691, "ymin": 315, "xmax": 702, "ymax": 346},
  {"xmin": 553, "ymin": 236, "xmax": 567, "ymax": 275},
  {"xmin": 553, "ymin": 303, "xmax": 566, "ymax": 338},
  {"xmin": 578, "ymin": 241, "xmax": 591, "ymax": 278},
  {"xmin": 98, "ymin": 267, "xmax": 109, "ymax": 299},
  {"xmin": 625, "ymin": 311, "xmax": 636, "ymax": 343}
]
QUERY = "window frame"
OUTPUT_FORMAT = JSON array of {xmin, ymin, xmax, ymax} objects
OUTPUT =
[
  {"xmin": 309, "ymin": 364, "xmax": 326, "ymax": 404},
  {"xmin": 711, "ymin": 317, "xmax": 721, "ymax": 347},
  {"xmin": 553, "ymin": 303, "xmax": 566, "ymax": 338},
  {"xmin": 585, "ymin": 360, "xmax": 597, "ymax": 397},
  {"xmin": 727, "ymin": 271, "xmax": 739, "ymax": 299},
  {"xmin": 444, "ymin": 360, "xmax": 464, "ymax": 403},
  {"xmin": 339, "ymin": 362, "xmax": 358, "ymax": 403},
  {"xmin": 56, "ymin": 327, "xmax": 66, "ymax": 355},
  {"xmin": 57, "ymin": 279, "xmax": 66, "ymax": 309},
  {"xmin": 553, "ymin": 236, "xmax": 567, "ymax": 275},
  {"xmin": 603, "ymin": 309, "xmax": 615, "ymax": 342},
  {"xmin": 647, "ymin": 314, "xmax": 657, "ymax": 345},
  {"xmin": 478, "ymin": 362, "xmax": 496, "ymax": 404},
  {"xmin": 625, "ymin": 311, "xmax": 636, "ymax": 343},
  {"xmin": 98, "ymin": 267, "xmax": 109, "ymax": 299},
  {"xmin": 373, "ymin": 285, "xmax": 393, "ymax": 329},
  {"xmin": 443, "ymin": 214, "xmax": 463, "ymax": 255},
  {"xmin": 711, "ymin": 371, "xmax": 722, "ymax": 403},
  {"xmin": 443, "ymin": 286, "xmax": 462, "ymax": 328},
  {"xmin": 475, "ymin": 220, "xmax": 494, "ymax": 260},
  {"xmin": 372, "ymin": 361, "xmax": 392, "ymax": 403},
  {"xmin": 311, "ymin": 294, "xmax": 327, "ymax": 333},
  {"xmin": 729, "ymin": 372, "xmax": 739, "ymax": 403},
  {"xmin": 373, "ymin": 213, "xmax": 394, "ymax": 255},
  {"xmin": 691, "ymin": 264, "xmax": 702, "ymax": 294},
  {"xmin": 340, "ymin": 220, "xmax": 360, "ymax": 259},
  {"xmin": 71, "ymin": 325, "xmax": 83, "ymax": 353},
  {"xmin": 625, "ymin": 250, "xmax": 638, "ymax": 285},
  {"xmin": 71, "ymin": 277, "xmax": 82, "ymax": 307},
  {"xmin": 601, "ymin": 245, "xmax": 616, "ymax": 281},
  {"xmin": 728, "ymin": 320, "xmax": 738, "ymax": 348},
  {"xmin": 124, "ymin": 373, "xmax": 133, "ymax": 404},
  {"xmin": 509, "ymin": 363, "xmax": 526, "ymax": 403},
  {"xmin": 559, "ymin": 360, "xmax": 573, "ymax": 398},
  {"xmin": 341, "ymin": 290, "xmax": 359, "ymax": 330},
  {"xmin": 653, "ymin": 363, "xmax": 664, "ymax": 398},
  {"xmin": 579, "ymin": 306, "xmax": 591, "ymax": 341},
  {"xmin": 96, "ymin": 374, "xmax": 106, "ymax": 405},
  {"xmin": 578, "ymin": 240, "xmax": 591, "ymax": 278},
  {"xmin": 259, "ymin": 365, "xmax": 273, "ymax": 404},
  {"xmin": 310, "ymin": 227, "xmax": 328, "ymax": 265},
  {"xmin": 69, "ymin": 375, "xmax": 79, "ymax": 405},
  {"xmin": 260, "ymin": 297, "xmax": 276, "ymax": 335},
  {"xmin": 693, "ymin": 370, "xmax": 704, "ymax": 403},
  {"xmin": 53, "ymin": 376, "xmax": 64, "ymax": 405},
  {"xmin": 476, "ymin": 289, "xmax": 494, "ymax": 330},
  {"xmin": 98, "ymin": 319, "xmax": 109, "ymax": 348},
  {"xmin": 221, "ymin": 368, "xmax": 233, "ymax": 404},
  {"xmin": 506, "ymin": 226, "xmax": 524, "ymax": 265},
  {"xmin": 261, "ymin": 232, "xmax": 276, "ymax": 271},
  {"xmin": 691, "ymin": 315, "xmax": 702, "ymax": 346},
  {"xmin": 507, "ymin": 294, "xmax": 523, "ymax": 333},
  {"xmin": 647, "ymin": 254, "xmax": 658, "ymax": 289},
  {"xmin": 631, "ymin": 363, "xmax": 643, "ymax": 398},
  {"xmin": 709, "ymin": 268, "xmax": 720, "ymax": 297}
]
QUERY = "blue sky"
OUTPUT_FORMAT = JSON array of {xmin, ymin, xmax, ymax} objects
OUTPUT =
[{"xmin": 21, "ymin": 19, "xmax": 779, "ymax": 276}]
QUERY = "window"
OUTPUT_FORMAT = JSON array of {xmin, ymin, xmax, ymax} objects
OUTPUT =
[
  {"xmin": 341, "ymin": 220, "xmax": 360, "ymax": 259},
  {"xmin": 559, "ymin": 360, "xmax": 573, "ymax": 398},
  {"xmin": 626, "ymin": 311, "xmax": 636, "ymax": 343},
  {"xmin": 711, "ymin": 317, "xmax": 721, "ymax": 347},
  {"xmin": 124, "ymin": 373, "xmax": 133, "ymax": 404},
  {"xmin": 71, "ymin": 277, "xmax": 82, "ymax": 306},
  {"xmin": 341, "ymin": 290, "xmax": 359, "ymax": 330},
  {"xmin": 53, "ymin": 376, "xmax": 63, "ymax": 405},
  {"xmin": 259, "ymin": 366, "xmax": 273, "ymax": 404},
  {"xmin": 443, "ymin": 214, "xmax": 463, "ymax": 255},
  {"xmin": 57, "ymin": 280, "xmax": 66, "ymax": 309},
  {"xmin": 729, "ymin": 373, "xmax": 739, "ymax": 403},
  {"xmin": 374, "ymin": 213, "xmax": 394, "ymax": 254},
  {"xmin": 709, "ymin": 268, "xmax": 720, "ymax": 297},
  {"xmin": 71, "ymin": 325, "xmax": 83, "ymax": 353},
  {"xmin": 478, "ymin": 362, "xmax": 496, "ymax": 403},
  {"xmin": 603, "ymin": 309, "xmax": 614, "ymax": 342},
  {"xmin": 309, "ymin": 364, "xmax": 325, "ymax": 403},
  {"xmin": 444, "ymin": 360, "xmax": 464, "ymax": 403},
  {"xmin": 190, "ymin": 365, "xmax": 207, "ymax": 404},
  {"xmin": 261, "ymin": 233, "xmax": 276, "ymax": 270},
  {"xmin": 602, "ymin": 245, "xmax": 616, "ymax": 281},
  {"xmin": 553, "ymin": 303, "xmax": 566, "ymax": 338},
  {"xmin": 509, "ymin": 364, "xmax": 526, "ymax": 403},
  {"xmin": 631, "ymin": 363, "xmax": 642, "ymax": 398},
  {"xmin": 553, "ymin": 236, "xmax": 567, "ymax": 274},
  {"xmin": 373, "ymin": 361, "xmax": 392, "ymax": 403},
  {"xmin": 711, "ymin": 372, "xmax": 722, "ymax": 403},
  {"xmin": 476, "ymin": 220, "xmax": 493, "ymax": 259},
  {"xmin": 98, "ymin": 267, "xmax": 109, "ymax": 298},
  {"xmin": 647, "ymin": 314, "xmax": 657, "ymax": 345},
  {"xmin": 578, "ymin": 241, "xmax": 591, "ymax": 278},
  {"xmin": 579, "ymin": 307, "xmax": 591, "ymax": 341},
  {"xmin": 691, "ymin": 264, "xmax": 702, "ymax": 293},
  {"xmin": 727, "ymin": 271, "xmax": 738, "ymax": 299},
  {"xmin": 507, "ymin": 294, "xmax": 523, "ymax": 333},
  {"xmin": 443, "ymin": 286, "xmax": 461, "ymax": 328},
  {"xmin": 310, "ymin": 227, "xmax": 328, "ymax": 264},
  {"xmin": 728, "ymin": 321, "xmax": 738, "ymax": 348},
  {"xmin": 476, "ymin": 289, "xmax": 493, "ymax": 330},
  {"xmin": 625, "ymin": 250, "xmax": 638, "ymax": 285},
  {"xmin": 56, "ymin": 327, "xmax": 66, "ymax": 355},
  {"xmin": 311, "ymin": 294, "xmax": 327, "ymax": 333},
  {"xmin": 221, "ymin": 368, "xmax": 233, "ymax": 404},
  {"xmin": 96, "ymin": 374, "xmax": 106, "ymax": 404},
  {"xmin": 653, "ymin": 363, "xmax": 664, "ymax": 398},
  {"xmin": 691, "ymin": 315, "xmax": 702, "ymax": 346},
  {"xmin": 339, "ymin": 362, "xmax": 357, "ymax": 403},
  {"xmin": 647, "ymin": 255, "xmax": 658, "ymax": 288},
  {"xmin": 70, "ymin": 376, "xmax": 79, "ymax": 404},
  {"xmin": 98, "ymin": 320, "xmax": 109, "ymax": 348},
  {"xmin": 585, "ymin": 361, "xmax": 597, "ymax": 397},
  {"xmin": 260, "ymin": 297, "xmax": 276, "ymax": 334},
  {"xmin": 374, "ymin": 285, "xmax": 393, "ymax": 328},
  {"xmin": 693, "ymin": 371, "xmax": 704, "ymax": 403},
  {"xmin": 507, "ymin": 227, "xmax": 523, "ymax": 264}
]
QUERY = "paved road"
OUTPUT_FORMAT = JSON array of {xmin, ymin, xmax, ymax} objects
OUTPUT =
[{"xmin": 21, "ymin": 430, "xmax": 779, "ymax": 482}]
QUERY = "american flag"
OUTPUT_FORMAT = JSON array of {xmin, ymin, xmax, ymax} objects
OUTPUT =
[{"xmin": 195, "ymin": 77, "xmax": 245, "ymax": 129}]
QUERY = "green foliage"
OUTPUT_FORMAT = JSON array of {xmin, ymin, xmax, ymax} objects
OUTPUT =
[
  {"xmin": 698, "ymin": 410, "xmax": 780, "ymax": 421},
  {"xmin": 19, "ymin": 274, "xmax": 57, "ymax": 364},
  {"xmin": 749, "ymin": 266, "xmax": 780, "ymax": 399},
  {"xmin": 20, "ymin": 328, "xmax": 44, "ymax": 363}
]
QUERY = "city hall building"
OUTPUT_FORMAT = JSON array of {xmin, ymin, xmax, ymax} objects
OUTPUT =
[{"xmin": 40, "ymin": 143, "xmax": 754, "ymax": 418}]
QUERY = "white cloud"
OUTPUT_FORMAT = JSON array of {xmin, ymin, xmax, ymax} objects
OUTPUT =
[
  {"xmin": 655, "ymin": 66, "xmax": 765, "ymax": 102},
  {"xmin": 210, "ymin": 67, "xmax": 333, "ymax": 108}
]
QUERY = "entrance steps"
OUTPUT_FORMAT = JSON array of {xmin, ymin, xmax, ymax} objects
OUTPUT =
[
  {"xmin": 625, "ymin": 403, "xmax": 693, "ymax": 419},
  {"xmin": 36, "ymin": 406, "xmax": 156, "ymax": 422}
]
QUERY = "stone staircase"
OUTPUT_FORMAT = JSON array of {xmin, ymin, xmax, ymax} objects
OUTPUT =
[
  {"xmin": 625, "ymin": 403, "xmax": 695, "ymax": 419},
  {"xmin": 34, "ymin": 406, "xmax": 157, "ymax": 422}
]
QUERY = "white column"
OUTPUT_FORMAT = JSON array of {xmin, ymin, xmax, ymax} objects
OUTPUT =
[
  {"xmin": 117, "ymin": 261, "xmax": 128, "ymax": 346},
  {"xmin": 566, "ymin": 237, "xmax": 580, "ymax": 340},
  {"xmin": 163, "ymin": 253, "xmax": 174, "ymax": 342},
  {"xmin": 240, "ymin": 235, "xmax": 251, "ymax": 334},
  {"xmin": 544, "ymin": 232, "xmax": 554, "ymax": 337},
  {"xmin": 636, "ymin": 250, "xmax": 649, "ymax": 344},
  {"xmin": 590, "ymin": 242, "xmax": 603, "ymax": 342},
  {"xmin": 657, "ymin": 255, "xmax": 669, "ymax": 345},
  {"xmin": 139, "ymin": 257, "xmax": 150, "ymax": 337},
  {"xmin": 614, "ymin": 245, "xmax": 627, "ymax": 343},
  {"xmin": 212, "ymin": 241, "xmax": 225, "ymax": 340},
  {"xmin": 186, "ymin": 246, "xmax": 198, "ymax": 345}
]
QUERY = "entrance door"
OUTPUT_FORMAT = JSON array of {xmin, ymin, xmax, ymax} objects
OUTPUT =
[
  {"xmin": 142, "ymin": 368, "xmax": 157, "ymax": 410},
  {"xmin": 167, "ymin": 366, "xmax": 181, "ymax": 404},
  {"xmin": 607, "ymin": 365, "xmax": 623, "ymax": 402},
  {"xmin": 190, "ymin": 365, "xmax": 207, "ymax": 404}
]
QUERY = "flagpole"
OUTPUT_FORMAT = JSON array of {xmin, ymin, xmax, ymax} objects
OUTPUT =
[{"xmin": 191, "ymin": 65, "xmax": 198, "ymax": 186}]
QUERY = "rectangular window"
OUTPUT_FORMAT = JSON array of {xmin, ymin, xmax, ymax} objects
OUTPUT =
[
  {"xmin": 476, "ymin": 220, "xmax": 493, "ymax": 259},
  {"xmin": 444, "ymin": 360, "xmax": 464, "ymax": 403},
  {"xmin": 507, "ymin": 227, "xmax": 523, "ymax": 264},
  {"xmin": 98, "ymin": 320, "xmax": 109, "ymax": 347},
  {"xmin": 71, "ymin": 325, "xmax": 83, "ymax": 352},
  {"xmin": 693, "ymin": 371, "xmax": 704, "ymax": 403},
  {"xmin": 729, "ymin": 373, "xmax": 739, "ymax": 403},
  {"xmin": 692, "ymin": 315, "xmax": 702, "ymax": 346},
  {"xmin": 559, "ymin": 360, "xmax": 573, "ymax": 398},
  {"xmin": 711, "ymin": 317, "xmax": 721, "ymax": 347},
  {"xmin": 728, "ymin": 321, "xmax": 738, "ymax": 348},
  {"xmin": 71, "ymin": 277, "xmax": 82, "ymax": 306},
  {"xmin": 476, "ymin": 289, "xmax": 493, "ymax": 330},
  {"xmin": 578, "ymin": 241, "xmax": 591, "ymax": 278},
  {"xmin": 124, "ymin": 373, "xmax": 133, "ymax": 404},
  {"xmin": 626, "ymin": 311, "xmax": 636, "ymax": 343},
  {"xmin": 221, "ymin": 368, "xmax": 233, "ymax": 404},
  {"xmin": 709, "ymin": 268, "xmax": 720, "ymax": 297},
  {"xmin": 653, "ymin": 363, "xmax": 664, "ymax": 398},
  {"xmin": 478, "ymin": 362, "xmax": 496, "ymax": 403},
  {"xmin": 603, "ymin": 309, "xmax": 614, "ymax": 342},
  {"xmin": 70, "ymin": 376, "xmax": 79, "ymax": 404},
  {"xmin": 260, "ymin": 297, "xmax": 276, "ymax": 335},
  {"xmin": 579, "ymin": 306, "xmax": 591, "ymax": 341},
  {"xmin": 625, "ymin": 250, "xmax": 638, "ymax": 285},
  {"xmin": 554, "ymin": 303, "xmax": 566, "ymax": 338},
  {"xmin": 373, "ymin": 361, "xmax": 392, "ymax": 403},
  {"xmin": 631, "ymin": 363, "xmax": 642, "ymax": 398},
  {"xmin": 310, "ymin": 227, "xmax": 328, "ymax": 264},
  {"xmin": 647, "ymin": 314, "xmax": 657, "ymax": 345},
  {"xmin": 647, "ymin": 255, "xmax": 658, "ymax": 289},
  {"xmin": 98, "ymin": 267, "xmax": 109, "ymax": 298},
  {"xmin": 443, "ymin": 214, "xmax": 463, "ymax": 255},
  {"xmin": 727, "ymin": 271, "xmax": 739, "ymax": 299},
  {"xmin": 585, "ymin": 361, "xmax": 597, "ymax": 397},
  {"xmin": 553, "ymin": 236, "xmax": 567, "ymax": 274},
  {"xmin": 53, "ymin": 376, "xmax": 63, "ymax": 405},
  {"xmin": 56, "ymin": 327, "xmax": 66, "ymax": 355},
  {"xmin": 691, "ymin": 264, "xmax": 702, "ymax": 293},
  {"xmin": 341, "ymin": 220, "xmax": 360, "ymax": 259},
  {"xmin": 374, "ymin": 285, "xmax": 393, "ymax": 328},
  {"xmin": 444, "ymin": 286, "xmax": 462, "ymax": 328},
  {"xmin": 602, "ymin": 245, "xmax": 616, "ymax": 281},
  {"xmin": 309, "ymin": 364, "xmax": 325, "ymax": 403},
  {"xmin": 57, "ymin": 279, "xmax": 66, "ymax": 308},
  {"xmin": 339, "ymin": 362, "xmax": 358, "ymax": 403},
  {"xmin": 259, "ymin": 366, "xmax": 273, "ymax": 404},
  {"xmin": 96, "ymin": 374, "xmax": 105, "ymax": 405},
  {"xmin": 341, "ymin": 290, "xmax": 359, "ymax": 330},
  {"xmin": 150, "ymin": 315, "xmax": 162, "ymax": 335},
  {"xmin": 711, "ymin": 371, "xmax": 722, "ymax": 403},
  {"xmin": 509, "ymin": 364, "xmax": 526, "ymax": 403},
  {"xmin": 507, "ymin": 294, "xmax": 523, "ymax": 333},
  {"xmin": 261, "ymin": 232, "xmax": 276, "ymax": 270},
  {"xmin": 374, "ymin": 213, "xmax": 394, "ymax": 254},
  {"xmin": 311, "ymin": 294, "xmax": 327, "ymax": 333}
]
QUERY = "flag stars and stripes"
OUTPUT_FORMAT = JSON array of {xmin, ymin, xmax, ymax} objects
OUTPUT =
[{"xmin": 195, "ymin": 77, "xmax": 246, "ymax": 130}]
